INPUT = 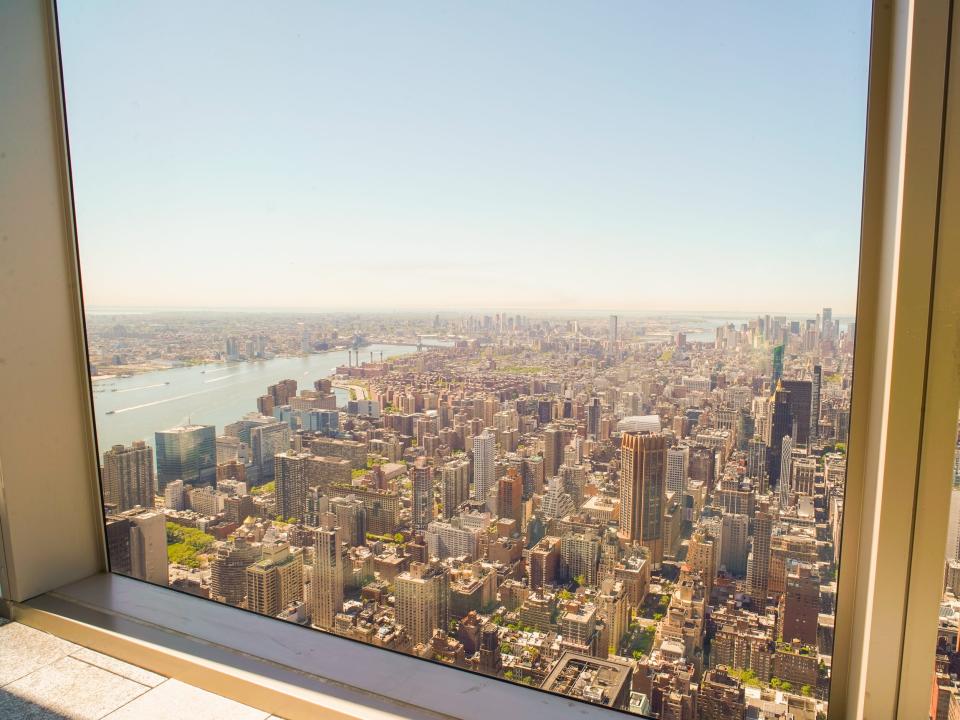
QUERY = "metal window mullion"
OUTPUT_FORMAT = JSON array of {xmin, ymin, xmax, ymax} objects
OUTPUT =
[
  {"xmin": 831, "ymin": 0, "xmax": 952, "ymax": 717},
  {"xmin": 897, "ymin": 0, "xmax": 960, "ymax": 711}
]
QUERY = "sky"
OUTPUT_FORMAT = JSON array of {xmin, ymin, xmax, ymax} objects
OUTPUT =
[{"xmin": 57, "ymin": 2, "xmax": 872, "ymax": 315}]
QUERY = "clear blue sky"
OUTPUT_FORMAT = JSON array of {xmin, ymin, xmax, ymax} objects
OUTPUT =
[{"xmin": 58, "ymin": 2, "xmax": 871, "ymax": 315}]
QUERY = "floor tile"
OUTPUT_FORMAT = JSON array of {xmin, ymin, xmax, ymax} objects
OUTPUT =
[
  {"xmin": 0, "ymin": 622, "xmax": 80, "ymax": 685},
  {"xmin": 103, "ymin": 679, "xmax": 269, "ymax": 720},
  {"xmin": 3, "ymin": 655, "xmax": 148, "ymax": 720},
  {"xmin": 71, "ymin": 647, "xmax": 166, "ymax": 687}
]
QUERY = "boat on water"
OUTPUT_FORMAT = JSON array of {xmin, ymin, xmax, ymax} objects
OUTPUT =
[{"xmin": 105, "ymin": 410, "xmax": 115, "ymax": 415}]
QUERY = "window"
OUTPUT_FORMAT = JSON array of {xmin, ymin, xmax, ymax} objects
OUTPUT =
[
  {"xmin": 54, "ymin": 2, "xmax": 873, "ymax": 716},
  {"xmin": 932, "ymin": 409, "xmax": 960, "ymax": 716}
]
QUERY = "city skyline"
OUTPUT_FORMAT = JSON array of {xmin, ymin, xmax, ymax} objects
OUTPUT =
[
  {"xmin": 58, "ymin": 2, "xmax": 869, "ymax": 314},
  {"xmin": 94, "ymin": 308, "xmax": 852, "ymax": 716}
]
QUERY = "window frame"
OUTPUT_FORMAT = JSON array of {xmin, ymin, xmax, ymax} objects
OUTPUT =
[{"xmin": 1, "ymin": 0, "xmax": 958, "ymax": 717}]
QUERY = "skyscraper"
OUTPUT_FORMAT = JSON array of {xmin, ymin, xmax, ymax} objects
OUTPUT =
[
  {"xmin": 311, "ymin": 523, "xmax": 344, "ymax": 630},
  {"xmin": 249, "ymin": 420, "xmax": 291, "ymax": 481},
  {"xmin": 440, "ymin": 457, "xmax": 470, "ymax": 519},
  {"xmin": 587, "ymin": 397, "xmax": 602, "ymax": 439},
  {"xmin": 472, "ymin": 431, "xmax": 495, "ymax": 502},
  {"xmin": 946, "ymin": 486, "xmax": 960, "ymax": 562},
  {"xmin": 245, "ymin": 542, "xmax": 304, "ymax": 617},
  {"xmin": 748, "ymin": 502, "xmax": 773, "ymax": 610},
  {"xmin": 811, "ymin": 364, "xmax": 823, "ymax": 440},
  {"xmin": 497, "ymin": 467, "xmax": 523, "ymax": 526},
  {"xmin": 666, "ymin": 444, "xmax": 690, "ymax": 497},
  {"xmin": 395, "ymin": 561, "xmax": 450, "ymax": 646},
  {"xmin": 771, "ymin": 345, "xmax": 785, "ymax": 387},
  {"xmin": 780, "ymin": 563, "xmax": 820, "ymax": 646},
  {"xmin": 210, "ymin": 536, "xmax": 261, "ymax": 606},
  {"xmin": 746, "ymin": 437, "xmax": 768, "ymax": 493},
  {"xmin": 618, "ymin": 432, "xmax": 666, "ymax": 567},
  {"xmin": 275, "ymin": 450, "xmax": 311, "ymax": 522},
  {"xmin": 608, "ymin": 314, "xmax": 618, "ymax": 358},
  {"xmin": 412, "ymin": 457, "xmax": 434, "ymax": 531},
  {"xmin": 781, "ymin": 379, "xmax": 812, "ymax": 445},
  {"xmin": 821, "ymin": 307, "xmax": 833, "ymax": 339},
  {"xmin": 102, "ymin": 440, "xmax": 155, "ymax": 511},
  {"xmin": 766, "ymin": 385, "xmax": 793, "ymax": 485},
  {"xmin": 107, "ymin": 508, "xmax": 168, "ymax": 586},
  {"xmin": 543, "ymin": 424, "xmax": 564, "ymax": 479},
  {"xmin": 779, "ymin": 435, "xmax": 794, "ymax": 508},
  {"xmin": 155, "ymin": 424, "xmax": 216, "ymax": 491}
]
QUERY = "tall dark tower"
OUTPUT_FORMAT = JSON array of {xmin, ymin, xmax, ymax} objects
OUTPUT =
[
  {"xmin": 782, "ymin": 379, "xmax": 812, "ymax": 445},
  {"xmin": 766, "ymin": 384, "xmax": 793, "ymax": 485},
  {"xmin": 618, "ymin": 432, "xmax": 666, "ymax": 567}
]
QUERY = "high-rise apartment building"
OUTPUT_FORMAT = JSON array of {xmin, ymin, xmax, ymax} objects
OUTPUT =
[
  {"xmin": 561, "ymin": 531, "xmax": 601, "ymax": 587},
  {"xmin": 781, "ymin": 563, "xmax": 820, "ymax": 647},
  {"xmin": 395, "ymin": 561, "xmax": 450, "ymax": 646},
  {"xmin": 328, "ymin": 495, "xmax": 367, "ymax": 547},
  {"xmin": 311, "ymin": 523, "xmax": 344, "ymax": 630},
  {"xmin": 720, "ymin": 513, "xmax": 749, "ymax": 577},
  {"xmin": 946, "ymin": 487, "xmax": 960, "ymax": 562},
  {"xmin": 618, "ymin": 432, "xmax": 666, "ymax": 567},
  {"xmin": 746, "ymin": 437, "xmax": 768, "ymax": 493},
  {"xmin": 748, "ymin": 502, "xmax": 774, "ymax": 610},
  {"xmin": 250, "ymin": 420, "xmax": 291, "ymax": 481},
  {"xmin": 440, "ymin": 457, "xmax": 470, "ymax": 519},
  {"xmin": 666, "ymin": 444, "xmax": 689, "ymax": 497},
  {"xmin": 163, "ymin": 478, "xmax": 185, "ymax": 511},
  {"xmin": 245, "ymin": 542, "xmax": 304, "ymax": 617},
  {"xmin": 496, "ymin": 467, "xmax": 523, "ymax": 526},
  {"xmin": 102, "ymin": 441, "xmax": 155, "ymax": 512},
  {"xmin": 472, "ymin": 431, "xmax": 495, "ymax": 503},
  {"xmin": 155, "ymin": 424, "xmax": 216, "ymax": 491},
  {"xmin": 107, "ymin": 508, "xmax": 168, "ymax": 586},
  {"xmin": 412, "ymin": 457, "xmax": 434, "ymax": 531},
  {"xmin": 687, "ymin": 528, "xmax": 717, "ymax": 597},
  {"xmin": 210, "ymin": 536, "xmax": 261, "ymax": 606},
  {"xmin": 275, "ymin": 450, "xmax": 312, "ymax": 522}
]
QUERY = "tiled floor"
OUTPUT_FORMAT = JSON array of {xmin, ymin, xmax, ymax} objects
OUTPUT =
[{"xmin": 0, "ymin": 618, "xmax": 284, "ymax": 720}]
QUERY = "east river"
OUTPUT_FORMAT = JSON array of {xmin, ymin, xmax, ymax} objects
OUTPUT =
[{"xmin": 90, "ymin": 343, "xmax": 437, "ymax": 455}]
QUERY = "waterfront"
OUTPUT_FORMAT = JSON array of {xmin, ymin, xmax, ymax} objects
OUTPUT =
[{"xmin": 90, "ymin": 343, "xmax": 433, "ymax": 453}]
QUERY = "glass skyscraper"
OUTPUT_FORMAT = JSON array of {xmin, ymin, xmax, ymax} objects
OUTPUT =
[{"xmin": 155, "ymin": 424, "xmax": 217, "ymax": 490}]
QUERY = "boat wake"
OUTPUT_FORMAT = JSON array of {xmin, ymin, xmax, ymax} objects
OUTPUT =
[
  {"xmin": 112, "ymin": 382, "xmax": 168, "ymax": 393},
  {"xmin": 109, "ymin": 388, "xmax": 216, "ymax": 414}
]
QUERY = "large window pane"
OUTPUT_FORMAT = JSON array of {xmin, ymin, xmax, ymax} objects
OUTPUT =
[
  {"xmin": 57, "ymin": 2, "xmax": 870, "ymax": 716},
  {"xmin": 931, "ymin": 410, "xmax": 960, "ymax": 718}
]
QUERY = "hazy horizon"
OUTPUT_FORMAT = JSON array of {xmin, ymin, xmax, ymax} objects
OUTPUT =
[{"xmin": 84, "ymin": 305, "xmax": 857, "ymax": 320}]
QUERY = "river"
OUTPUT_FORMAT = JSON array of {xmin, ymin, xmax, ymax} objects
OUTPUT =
[{"xmin": 89, "ymin": 342, "xmax": 440, "ymax": 456}]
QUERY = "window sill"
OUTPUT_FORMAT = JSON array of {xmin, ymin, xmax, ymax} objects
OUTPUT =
[{"xmin": 7, "ymin": 573, "xmax": 616, "ymax": 720}]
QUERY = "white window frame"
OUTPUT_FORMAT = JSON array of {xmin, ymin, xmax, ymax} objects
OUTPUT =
[{"xmin": 2, "ymin": 1, "xmax": 959, "ymax": 718}]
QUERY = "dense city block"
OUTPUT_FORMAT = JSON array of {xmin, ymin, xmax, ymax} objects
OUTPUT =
[{"xmin": 97, "ymin": 310, "xmax": 852, "ymax": 719}]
